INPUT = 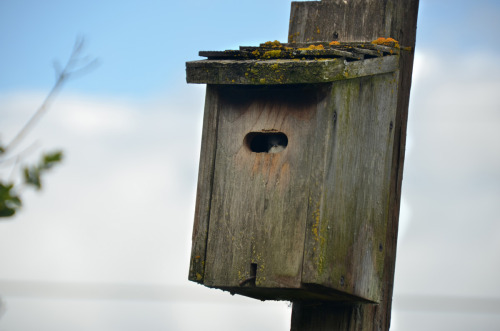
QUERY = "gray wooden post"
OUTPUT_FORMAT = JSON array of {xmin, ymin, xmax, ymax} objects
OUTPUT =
[
  {"xmin": 288, "ymin": 1, "xmax": 419, "ymax": 330},
  {"xmin": 186, "ymin": 1, "xmax": 419, "ymax": 330}
]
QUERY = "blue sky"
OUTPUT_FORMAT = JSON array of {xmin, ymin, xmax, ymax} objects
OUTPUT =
[
  {"xmin": 1, "ymin": 0, "xmax": 500, "ymax": 95},
  {"xmin": 1, "ymin": 0, "xmax": 500, "ymax": 330},
  {"xmin": 0, "ymin": 0, "xmax": 293, "ymax": 97}
]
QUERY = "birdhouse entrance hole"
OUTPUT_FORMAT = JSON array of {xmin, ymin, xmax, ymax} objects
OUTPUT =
[{"xmin": 245, "ymin": 132, "xmax": 288, "ymax": 153}]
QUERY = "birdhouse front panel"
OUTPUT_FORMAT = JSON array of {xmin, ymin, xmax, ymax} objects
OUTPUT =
[
  {"xmin": 203, "ymin": 85, "xmax": 330, "ymax": 300},
  {"xmin": 187, "ymin": 41, "xmax": 401, "ymax": 302}
]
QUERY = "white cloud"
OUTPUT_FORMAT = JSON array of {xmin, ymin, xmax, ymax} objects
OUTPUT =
[
  {"xmin": 0, "ymin": 87, "xmax": 205, "ymax": 285},
  {"xmin": 56, "ymin": 96, "xmax": 136, "ymax": 135},
  {"xmin": 396, "ymin": 49, "xmax": 500, "ymax": 300}
]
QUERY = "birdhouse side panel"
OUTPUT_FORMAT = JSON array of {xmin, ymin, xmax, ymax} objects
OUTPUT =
[
  {"xmin": 189, "ymin": 85, "xmax": 221, "ymax": 283},
  {"xmin": 302, "ymin": 72, "xmax": 400, "ymax": 302}
]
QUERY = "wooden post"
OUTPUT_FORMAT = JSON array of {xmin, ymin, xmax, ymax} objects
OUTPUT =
[{"xmin": 288, "ymin": 1, "xmax": 419, "ymax": 330}]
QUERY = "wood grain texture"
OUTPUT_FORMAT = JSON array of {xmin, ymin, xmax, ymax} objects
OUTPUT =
[
  {"xmin": 192, "ymin": 74, "xmax": 398, "ymax": 302},
  {"xmin": 289, "ymin": 0, "xmax": 416, "ymax": 45},
  {"xmin": 188, "ymin": 85, "xmax": 220, "ymax": 283},
  {"xmin": 204, "ymin": 85, "xmax": 323, "ymax": 294},
  {"xmin": 289, "ymin": 0, "xmax": 420, "ymax": 330},
  {"xmin": 186, "ymin": 56, "xmax": 398, "ymax": 85},
  {"xmin": 187, "ymin": 0, "xmax": 418, "ymax": 323},
  {"xmin": 301, "ymin": 72, "xmax": 399, "ymax": 303}
]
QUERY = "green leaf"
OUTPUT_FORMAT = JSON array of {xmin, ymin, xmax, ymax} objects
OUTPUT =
[
  {"xmin": 0, "ymin": 182, "xmax": 22, "ymax": 218},
  {"xmin": 0, "ymin": 140, "xmax": 6, "ymax": 156},
  {"xmin": 24, "ymin": 166, "xmax": 42, "ymax": 190},
  {"xmin": 22, "ymin": 150, "xmax": 63, "ymax": 190},
  {"xmin": 2, "ymin": 149, "xmax": 64, "ymax": 217},
  {"xmin": 41, "ymin": 151, "xmax": 63, "ymax": 169}
]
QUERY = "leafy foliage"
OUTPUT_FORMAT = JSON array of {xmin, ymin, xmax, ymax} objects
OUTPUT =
[
  {"xmin": 0, "ymin": 148, "xmax": 64, "ymax": 217},
  {"xmin": 23, "ymin": 151, "xmax": 64, "ymax": 190},
  {"xmin": 0, "ymin": 183, "xmax": 21, "ymax": 217}
]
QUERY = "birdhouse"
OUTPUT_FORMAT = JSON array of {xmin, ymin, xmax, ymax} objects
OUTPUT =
[{"xmin": 186, "ymin": 39, "xmax": 403, "ymax": 303}]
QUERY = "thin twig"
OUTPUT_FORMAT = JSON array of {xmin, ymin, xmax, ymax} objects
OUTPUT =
[{"xmin": 3, "ymin": 37, "xmax": 98, "ymax": 155}]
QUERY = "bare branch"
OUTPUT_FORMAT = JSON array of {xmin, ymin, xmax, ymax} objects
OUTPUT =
[
  {"xmin": 3, "ymin": 37, "xmax": 98, "ymax": 155},
  {"xmin": 0, "ymin": 36, "xmax": 95, "ymax": 218},
  {"xmin": 52, "ymin": 60, "xmax": 62, "ymax": 78}
]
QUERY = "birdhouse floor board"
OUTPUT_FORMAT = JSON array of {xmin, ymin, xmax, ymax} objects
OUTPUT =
[{"xmin": 212, "ymin": 283, "xmax": 377, "ymax": 303}]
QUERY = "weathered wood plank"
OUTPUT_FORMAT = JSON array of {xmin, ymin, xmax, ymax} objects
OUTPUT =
[
  {"xmin": 186, "ymin": 56, "xmax": 398, "ymax": 85},
  {"xmin": 289, "ymin": 1, "xmax": 414, "ymax": 44},
  {"xmin": 353, "ymin": 47, "xmax": 382, "ymax": 57},
  {"xmin": 301, "ymin": 71, "xmax": 399, "ymax": 303},
  {"xmin": 289, "ymin": 0, "xmax": 419, "ymax": 329},
  {"xmin": 203, "ymin": 85, "xmax": 323, "ymax": 298},
  {"xmin": 194, "ymin": 76, "xmax": 397, "ymax": 303},
  {"xmin": 199, "ymin": 49, "xmax": 363, "ymax": 60},
  {"xmin": 188, "ymin": 85, "xmax": 220, "ymax": 283}
]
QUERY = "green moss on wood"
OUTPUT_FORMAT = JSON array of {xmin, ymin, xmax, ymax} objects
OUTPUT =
[{"xmin": 186, "ymin": 56, "xmax": 398, "ymax": 85}]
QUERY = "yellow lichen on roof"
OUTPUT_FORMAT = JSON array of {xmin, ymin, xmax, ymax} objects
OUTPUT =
[
  {"xmin": 298, "ymin": 44, "xmax": 325, "ymax": 51},
  {"xmin": 329, "ymin": 41, "xmax": 340, "ymax": 46},
  {"xmin": 263, "ymin": 40, "xmax": 282, "ymax": 48},
  {"xmin": 262, "ymin": 50, "xmax": 282, "ymax": 59},
  {"xmin": 371, "ymin": 37, "xmax": 400, "ymax": 48}
]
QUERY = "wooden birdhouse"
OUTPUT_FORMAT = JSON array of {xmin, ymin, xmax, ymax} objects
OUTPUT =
[{"xmin": 186, "ymin": 38, "xmax": 404, "ymax": 303}]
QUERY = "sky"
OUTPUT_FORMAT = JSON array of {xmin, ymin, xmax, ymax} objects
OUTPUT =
[{"xmin": 1, "ymin": 0, "xmax": 500, "ymax": 330}]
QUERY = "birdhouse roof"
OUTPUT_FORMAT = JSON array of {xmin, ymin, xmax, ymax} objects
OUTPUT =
[{"xmin": 186, "ymin": 41, "xmax": 403, "ymax": 85}]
